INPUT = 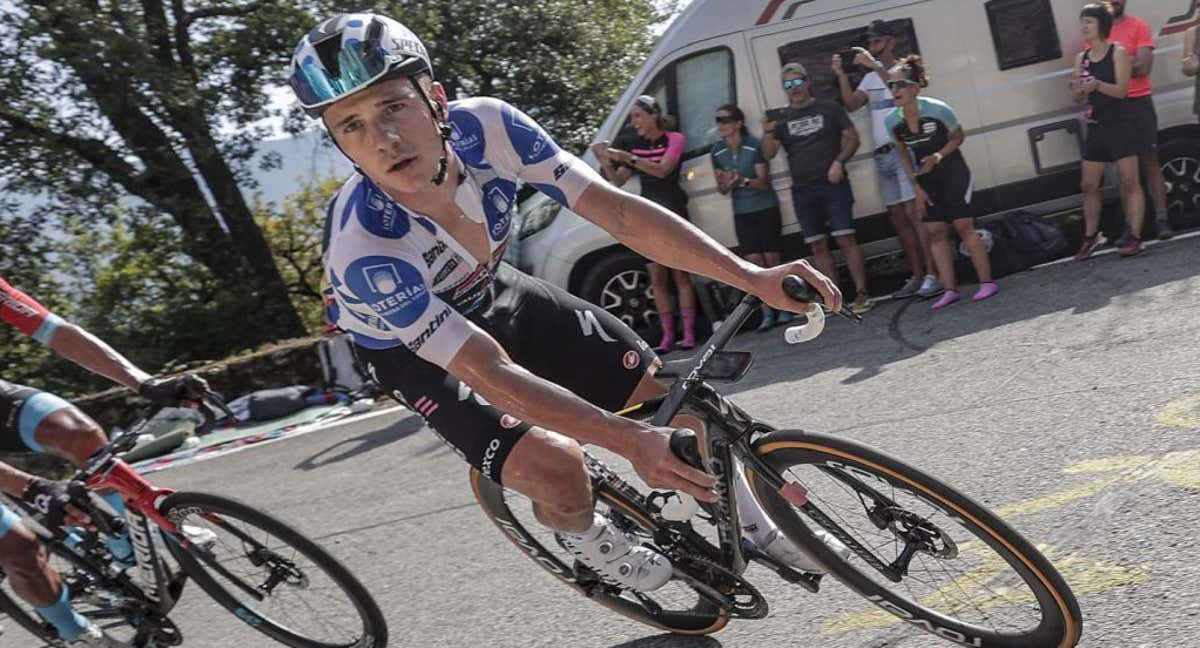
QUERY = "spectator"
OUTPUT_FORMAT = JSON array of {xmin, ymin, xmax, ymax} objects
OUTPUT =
[
  {"xmin": 594, "ymin": 95, "xmax": 699, "ymax": 351},
  {"xmin": 1072, "ymin": 4, "xmax": 1145, "ymax": 260},
  {"xmin": 762, "ymin": 63, "xmax": 873, "ymax": 314},
  {"xmin": 1106, "ymin": 0, "xmax": 1172, "ymax": 240},
  {"xmin": 834, "ymin": 19, "xmax": 941, "ymax": 300},
  {"xmin": 1185, "ymin": 25, "xmax": 1200, "ymax": 119},
  {"xmin": 710, "ymin": 104, "xmax": 792, "ymax": 332},
  {"xmin": 886, "ymin": 56, "xmax": 998, "ymax": 310}
]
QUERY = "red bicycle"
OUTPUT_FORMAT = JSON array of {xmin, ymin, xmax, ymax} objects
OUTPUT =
[{"xmin": 0, "ymin": 392, "xmax": 387, "ymax": 647}]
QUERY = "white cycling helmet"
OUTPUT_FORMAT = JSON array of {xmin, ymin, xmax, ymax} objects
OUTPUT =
[{"xmin": 289, "ymin": 13, "xmax": 432, "ymax": 118}]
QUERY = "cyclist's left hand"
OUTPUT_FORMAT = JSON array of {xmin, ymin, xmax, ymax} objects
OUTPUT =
[
  {"xmin": 752, "ymin": 261, "xmax": 843, "ymax": 314},
  {"xmin": 22, "ymin": 478, "xmax": 93, "ymax": 530},
  {"xmin": 138, "ymin": 373, "xmax": 209, "ymax": 408}
]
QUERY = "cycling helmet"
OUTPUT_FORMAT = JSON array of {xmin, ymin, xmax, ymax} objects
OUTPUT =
[
  {"xmin": 289, "ymin": 14, "xmax": 433, "ymax": 118},
  {"xmin": 289, "ymin": 13, "xmax": 454, "ymax": 185}
]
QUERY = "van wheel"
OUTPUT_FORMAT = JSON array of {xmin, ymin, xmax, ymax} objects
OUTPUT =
[
  {"xmin": 1159, "ymin": 138, "xmax": 1200, "ymax": 226},
  {"xmin": 579, "ymin": 251, "xmax": 657, "ymax": 335}
]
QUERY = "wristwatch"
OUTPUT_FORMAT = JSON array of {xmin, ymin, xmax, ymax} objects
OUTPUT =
[{"xmin": 933, "ymin": 152, "xmax": 943, "ymax": 165}]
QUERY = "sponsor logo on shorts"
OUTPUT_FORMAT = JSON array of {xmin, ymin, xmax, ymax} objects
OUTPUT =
[
  {"xmin": 480, "ymin": 438, "xmax": 503, "ymax": 478},
  {"xmin": 575, "ymin": 309, "xmax": 617, "ymax": 343},
  {"xmin": 499, "ymin": 414, "xmax": 522, "ymax": 429},
  {"xmin": 623, "ymin": 350, "xmax": 641, "ymax": 370}
]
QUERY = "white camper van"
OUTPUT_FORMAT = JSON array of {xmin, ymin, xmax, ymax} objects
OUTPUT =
[{"xmin": 511, "ymin": 0, "xmax": 1200, "ymax": 331}]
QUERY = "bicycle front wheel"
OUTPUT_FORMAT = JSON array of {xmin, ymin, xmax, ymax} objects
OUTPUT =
[
  {"xmin": 160, "ymin": 492, "xmax": 387, "ymax": 648},
  {"xmin": 744, "ymin": 430, "xmax": 1082, "ymax": 648}
]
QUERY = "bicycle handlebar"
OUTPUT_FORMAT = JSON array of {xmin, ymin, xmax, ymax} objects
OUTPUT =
[{"xmin": 780, "ymin": 274, "xmax": 861, "ymax": 345}]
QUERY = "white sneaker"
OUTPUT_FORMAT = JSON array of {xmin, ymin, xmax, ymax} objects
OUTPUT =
[
  {"xmin": 734, "ymin": 467, "xmax": 851, "ymax": 574},
  {"xmin": 759, "ymin": 527, "xmax": 852, "ymax": 574},
  {"xmin": 558, "ymin": 514, "xmax": 673, "ymax": 592},
  {"xmin": 916, "ymin": 274, "xmax": 944, "ymax": 298},
  {"xmin": 70, "ymin": 624, "xmax": 132, "ymax": 647}
]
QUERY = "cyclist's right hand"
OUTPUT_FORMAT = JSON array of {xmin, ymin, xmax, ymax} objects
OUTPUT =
[
  {"xmin": 624, "ymin": 427, "xmax": 719, "ymax": 503},
  {"xmin": 139, "ymin": 373, "xmax": 209, "ymax": 408},
  {"xmin": 22, "ymin": 478, "xmax": 92, "ymax": 530}
]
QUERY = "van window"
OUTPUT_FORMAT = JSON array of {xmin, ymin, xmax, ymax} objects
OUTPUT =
[
  {"xmin": 986, "ymin": 0, "xmax": 1062, "ymax": 71},
  {"xmin": 630, "ymin": 47, "xmax": 735, "ymax": 159},
  {"xmin": 776, "ymin": 19, "xmax": 919, "ymax": 106}
]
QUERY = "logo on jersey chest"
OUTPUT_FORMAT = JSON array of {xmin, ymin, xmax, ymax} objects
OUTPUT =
[
  {"xmin": 483, "ymin": 179, "xmax": 517, "ymax": 242},
  {"xmin": 422, "ymin": 241, "xmax": 448, "ymax": 267},
  {"xmin": 361, "ymin": 187, "xmax": 410, "ymax": 238},
  {"xmin": 787, "ymin": 115, "xmax": 824, "ymax": 138},
  {"xmin": 449, "ymin": 110, "xmax": 490, "ymax": 169},
  {"xmin": 345, "ymin": 256, "xmax": 430, "ymax": 328},
  {"xmin": 922, "ymin": 122, "xmax": 938, "ymax": 135}
]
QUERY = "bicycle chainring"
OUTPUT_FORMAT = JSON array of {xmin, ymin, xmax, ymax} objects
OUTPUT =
[{"xmin": 672, "ymin": 553, "xmax": 769, "ymax": 619}]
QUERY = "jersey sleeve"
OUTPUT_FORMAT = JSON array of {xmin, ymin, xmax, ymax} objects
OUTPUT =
[
  {"xmin": 925, "ymin": 98, "xmax": 961, "ymax": 132},
  {"xmin": 326, "ymin": 240, "xmax": 475, "ymax": 369},
  {"xmin": 835, "ymin": 105, "xmax": 854, "ymax": 130},
  {"xmin": 0, "ymin": 277, "xmax": 63, "ymax": 345},
  {"xmin": 1135, "ymin": 19, "xmax": 1155, "ymax": 50},
  {"xmin": 463, "ymin": 98, "xmax": 603, "ymax": 210},
  {"xmin": 663, "ymin": 132, "xmax": 686, "ymax": 164},
  {"xmin": 883, "ymin": 109, "xmax": 902, "ymax": 142}
]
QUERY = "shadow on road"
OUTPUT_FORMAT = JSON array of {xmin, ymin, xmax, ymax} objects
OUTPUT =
[
  {"xmin": 294, "ymin": 411, "xmax": 424, "ymax": 471},
  {"xmin": 609, "ymin": 634, "xmax": 723, "ymax": 648},
  {"xmin": 716, "ymin": 235, "xmax": 1200, "ymax": 393}
]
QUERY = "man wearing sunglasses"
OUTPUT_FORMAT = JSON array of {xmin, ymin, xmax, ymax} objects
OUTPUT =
[
  {"xmin": 762, "ymin": 63, "xmax": 873, "ymax": 315},
  {"xmin": 289, "ymin": 14, "xmax": 846, "ymax": 594},
  {"xmin": 834, "ymin": 19, "xmax": 941, "ymax": 301}
]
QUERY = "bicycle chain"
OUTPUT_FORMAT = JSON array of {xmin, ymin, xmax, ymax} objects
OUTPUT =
[{"xmin": 670, "ymin": 552, "xmax": 769, "ymax": 619}]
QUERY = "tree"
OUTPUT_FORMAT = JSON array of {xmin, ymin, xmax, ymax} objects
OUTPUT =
[
  {"xmin": 0, "ymin": 0, "xmax": 312, "ymax": 346},
  {"xmin": 299, "ymin": 0, "xmax": 677, "ymax": 152},
  {"xmin": 253, "ymin": 175, "xmax": 346, "ymax": 332}
]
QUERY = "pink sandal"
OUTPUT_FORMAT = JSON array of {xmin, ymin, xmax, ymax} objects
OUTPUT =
[
  {"xmin": 931, "ymin": 290, "xmax": 961, "ymax": 310},
  {"xmin": 973, "ymin": 282, "xmax": 999, "ymax": 302}
]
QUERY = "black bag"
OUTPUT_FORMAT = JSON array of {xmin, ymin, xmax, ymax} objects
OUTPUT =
[
  {"xmin": 246, "ymin": 386, "xmax": 309, "ymax": 421},
  {"xmin": 1000, "ymin": 212, "xmax": 1068, "ymax": 265}
]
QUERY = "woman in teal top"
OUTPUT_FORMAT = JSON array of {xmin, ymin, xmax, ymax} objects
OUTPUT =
[{"xmin": 710, "ymin": 104, "xmax": 789, "ymax": 331}]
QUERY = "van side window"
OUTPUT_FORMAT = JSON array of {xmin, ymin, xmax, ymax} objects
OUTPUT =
[
  {"xmin": 632, "ymin": 47, "xmax": 735, "ymax": 160},
  {"xmin": 986, "ymin": 0, "xmax": 1062, "ymax": 70},
  {"xmin": 777, "ymin": 19, "xmax": 919, "ymax": 106}
]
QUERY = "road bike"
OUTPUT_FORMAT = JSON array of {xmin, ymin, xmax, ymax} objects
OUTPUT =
[
  {"xmin": 472, "ymin": 277, "xmax": 1083, "ymax": 647},
  {"xmin": 0, "ymin": 392, "xmax": 387, "ymax": 648}
]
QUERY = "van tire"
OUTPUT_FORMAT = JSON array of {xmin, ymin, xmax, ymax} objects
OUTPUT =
[
  {"xmin": 1158, "ymin": 137, "xmax": 1200, "ymax": 227},
  {"xmin": 579, "ymin": 250, "xmax": 658, "ymax": 339}
]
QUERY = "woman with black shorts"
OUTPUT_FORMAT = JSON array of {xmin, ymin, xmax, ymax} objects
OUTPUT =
[
  {"xmin": 887, "ymin": 56, "xmax": 997, "ymax": 311},
  {"xmin": 595, "ymin": 95, "xmax": 698, "ymax": 351},
  {"xmin": 709, "ymin": 104, "xmax": 791, "ymax": 332},
  {"xmin": 1073, "ymin": 3, "xmax": 1145, "ymax": 259}
]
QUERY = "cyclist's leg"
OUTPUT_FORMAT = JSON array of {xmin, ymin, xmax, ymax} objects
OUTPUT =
[
  {"xmin": 354, "ymin": 344, "xmax": 595, "ymax": 530},
  {"xmin": 0, "ymin": 504, "xmax": 93, "ymax": 640}
]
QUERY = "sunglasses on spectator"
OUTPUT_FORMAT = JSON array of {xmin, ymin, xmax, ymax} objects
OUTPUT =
[
  {"xmin": 714, "ymin": 115, "xmax": 738, "ymax": 124},
  {"xmin": 782, "ymin": 77, "xmax": 807, "ymax": 90},
  {"xmin": 887, "ymin": 79, "xmax": 920, "ymax": 90}
]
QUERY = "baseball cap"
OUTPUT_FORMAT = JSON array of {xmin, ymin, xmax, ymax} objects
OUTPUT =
[
  {"xmin": 781, "ymin": 62, "xmax": 808, "ymax": 78},
  {"xmin": 866, "ymin": 19, "xmax": 895, "ymax": 37}
]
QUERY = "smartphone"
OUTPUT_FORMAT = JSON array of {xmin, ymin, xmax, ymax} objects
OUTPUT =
[
  {"xmin": 765, "ymin": 108, "xmax": 788, "ymax": 123},
  {"xmin": 837, "ymin": 49, "xmax": 860, "ymax": 68}
]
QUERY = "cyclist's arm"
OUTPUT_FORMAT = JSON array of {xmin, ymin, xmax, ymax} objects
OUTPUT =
[
  {"xmin": 0, "ymin": 460, "xmax": 38, "ymax": 498},
  {"xmin": 48, "ymin": 323, "xmax": 151, "ymax": 392}
]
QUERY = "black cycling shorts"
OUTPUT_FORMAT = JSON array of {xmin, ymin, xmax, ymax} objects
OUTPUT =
[
  {"xmin": 0, "ymin": 379, "xmax": 73, "ymax": 453},
  {"xmin": 919, "ymin": 156, "xmax": 974, "ymax": 223},
  {"xmin": 734, "ymin": 206, "xmax": 783, "ymax": 255},
  {"xmin": 355, "ymin": 265, "xmax": 658, "ymax": 485}
]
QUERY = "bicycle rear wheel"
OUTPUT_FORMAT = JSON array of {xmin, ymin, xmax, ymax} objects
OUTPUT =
[
  {"xmin": 159, "ymin": 492, "xmax": 387, "ymax": 648},
  {"xmin": 744, "ymin": 430, "xmax": 1082, "ymax": 648}
]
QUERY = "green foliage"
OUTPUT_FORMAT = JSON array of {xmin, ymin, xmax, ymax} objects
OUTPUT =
[
  {"xmin": 254, "ymin": 176, "xmax": 347, "ymax": 332},
  {"xmin": 304, "ymin": 0, "xmax": 677, "ymax": 151}
]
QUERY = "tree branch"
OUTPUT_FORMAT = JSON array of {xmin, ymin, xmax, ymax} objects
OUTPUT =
[
  {"xmin": 0, "ymin": 110, "xmax": 149, "ymax": 196},
  {"xmin": 141, "ymin": 0, "xmax": 175, "ymax": 65},
  {"xmin": 170, "ymin": 0, "xmax": 196, "ymax": 71},
  {"xmin": 182, "ymin": 1, "xmax": 267, "ymax": 27}
]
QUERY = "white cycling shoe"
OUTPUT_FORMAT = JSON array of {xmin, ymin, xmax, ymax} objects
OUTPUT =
[
  {"xmin": 70, "ymin": 624, "xmax": 132, "ymax": 647},
  {"xmin": 180, "ymin": 524, "xmax": 218, "ymax": 552},
  {"xmin": 558, "ymin": 513, "xmax": 673, "ymax": 592}
]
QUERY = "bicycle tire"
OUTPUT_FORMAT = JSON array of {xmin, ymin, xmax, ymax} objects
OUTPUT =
[
  {"xmin": 470, "ymin": 468, "xmax": 731, "ymax": 636},
  {"xmin": 159, "ymin": 492, "xmax": 387, "ymax": 648},
  {"xmin": 744, "ymin": 429, "xmax": 1083, "ymax": 648}
]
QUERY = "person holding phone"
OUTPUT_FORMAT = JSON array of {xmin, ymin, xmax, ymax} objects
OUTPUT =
[
  {"xmin": 834, "ymin": 19, "xmax": 941, "ymax": 300},
  {"xmin": 710, "ymin": 104, "xmax": 789, "ymax": 331},
  {"xmin": 762, "ymin": 63, "xmax": 873, "ymax": 315},
  {"xmin": 886, "ymin": 56, "xmax": 997, "ymax": 310}
]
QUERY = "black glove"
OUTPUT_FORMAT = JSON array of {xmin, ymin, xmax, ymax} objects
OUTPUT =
[
  {"xmin": 21, "ymin": 478, "xmax": 72, "ymax": 530},
  {"xmin": 138, "ymin": 373, "xmax": 209, "ymax": 407}
]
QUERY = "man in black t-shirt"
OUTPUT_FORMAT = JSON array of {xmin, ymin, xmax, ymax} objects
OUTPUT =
[{"xmin": 763, "ymin": 63, "xmax": 873, "ymax": 314}]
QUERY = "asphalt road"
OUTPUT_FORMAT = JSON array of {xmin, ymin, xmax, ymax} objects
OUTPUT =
[{"xmin": 8, "ymin": 234, "xmax": 1200, "ymax": 648}]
